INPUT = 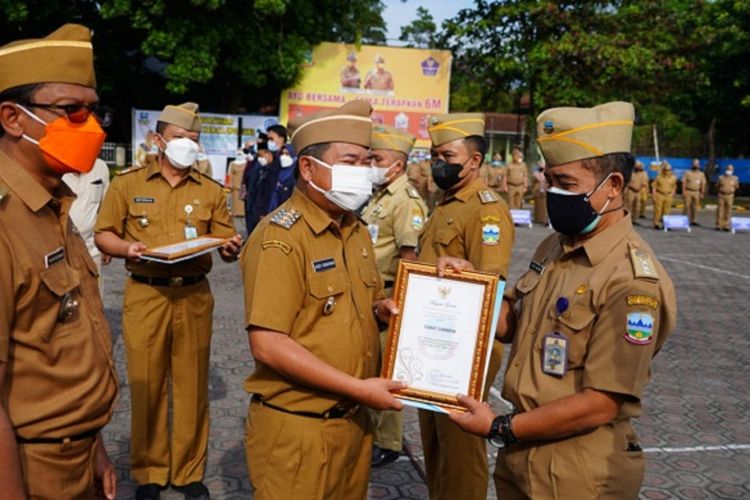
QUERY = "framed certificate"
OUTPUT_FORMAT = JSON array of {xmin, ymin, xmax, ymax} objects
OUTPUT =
[
  {"xmin": 140, "ymin": 235, "xmax": 230, "ymax": 264},
  {"xmin": 381, "ymin": 260, "xmax": 505, "ymax": 413}
]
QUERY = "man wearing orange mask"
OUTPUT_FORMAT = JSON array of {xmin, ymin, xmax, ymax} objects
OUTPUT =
[
  {"xmin": 0, "ymin": 24, "xmax": 118, "ymax": 499},
  {"xmin": 95, "ymin": 102, "xmax": 242, "ymax": 500}
]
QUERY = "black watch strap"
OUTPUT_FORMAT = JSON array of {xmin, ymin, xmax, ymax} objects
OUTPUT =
[{"xmin": 488, "ymin": 414, "xmax": 520, "ymax": 447}]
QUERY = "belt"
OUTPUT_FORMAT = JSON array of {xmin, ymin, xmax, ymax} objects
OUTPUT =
[
  {"xmin": 656, "ymin": 189, "xmax": 672, "ymax": 195},
  {"xmin": 627, "ymin": 186, "xmax": 641, "ymax": 192},
  {"xmin": 16, "ymin": 428, "xmax": 99, "ymax": 445},
  {"xmin": 130, "ymin": 274, "xmax": 205, "ymax": 287},
  {"xmin": 685, "ymin": 188, "xmax": 700, "ymax": 192},
  {"xmin": 508, "ymin": 181, "xmax": 524, "ymax": 186},
  {"xmin": 719, "ymin": 191, "xmax": 735, "ymax": 195},
  {"xmin": 251, "ymin": 394, "xmax": 359, "ymax": 419}
]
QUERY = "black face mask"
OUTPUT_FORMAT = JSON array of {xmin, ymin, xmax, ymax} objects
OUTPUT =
[
  {"xmin": 242, "ymin": 147, "xmax": 251, "ymax": 155},
  {"xmin": 546, "ymin": 174, "xmax": 611, "ymax": 236},
  {"xmin": 431, "ymin": 159, "xmax": 465, "ymax": 190}
]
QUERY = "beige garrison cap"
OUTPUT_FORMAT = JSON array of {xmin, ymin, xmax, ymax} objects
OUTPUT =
[
  {"xmin": 289, "ymin": 100, "xmax": 372, "ymax": 152},
  {"xmin": 536, "ymin": 101, "xmax": 634, "ymax": 166},
  {"xmin": 371, "ymin": 124, "xmax": 416, "ymax": 155},
  {"xmin": 158, "ymin": 102, "xmax": 202, "ymax": 132},
  {"xmin": 0, "ymin": 24, "xmax": 96, "ymax": 93},
  {"xmin": 427, "ymin": 113, "xmax": 485, "ymax": 147}
]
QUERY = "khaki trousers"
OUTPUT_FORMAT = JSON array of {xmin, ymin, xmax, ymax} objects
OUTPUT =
[
  {"xmin": 245, "ymin": 401, "xmax": 372, "ymax": 500},
  {"xmin": 638, "ymin": 189, "xmax": 648, "ymax": 218},
  {"xmin": 717, "ymin": 194, "xmax": 734, "ymax": 229},
  {"xmin": 18, "ymin": 436, "xmax": 97, "ymax": 499},
  {"xmin": 419, "ymin": 340, "xmax": 504, "ymax": 500},
  {"xmin": 652, "ymin": 193, "xmax": 672, "ymax": 227},
  {"xmin": 494, "ymin": 420, "xmax": 644, "ymax": 500},
  {"xmin": 123, "ymin": 278, "xmax": 214, "ymax": 486},
  {"xmin": 532, "ymin": 195, "xmax": 547, "ymax": 224},
  {"xmin": 507, "ymin": 185, "xmax": 525, "ymax": 209},
  {"xmin": 625, "ymin": 189, "xmax": 640, "ymax": 220},
  {"xmin": 683, "ymin": 190, "xmax": 700, "ymax": 223}
]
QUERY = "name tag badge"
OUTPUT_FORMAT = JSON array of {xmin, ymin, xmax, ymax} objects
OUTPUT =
[
  {"xmin": 184, "ymin": 223, "xmax": 198, "ymax": 240},
  {"xmin": 312, "ymin": 258, "xmax": 336, "ymax": 273},
  {"xmin": 542, "ymin": 332, "xmax": 568, "ymax": 377},
  {"xmin": 134, "ymin": 197, "xmax": 155, "ymax": 204},
  {"xmin": 367, "ymin": 223, "xmax": 379, "ymax": 244},
  {"xmin": 44, "ymin": 247, "xmax": 65, "ymax": 268}
]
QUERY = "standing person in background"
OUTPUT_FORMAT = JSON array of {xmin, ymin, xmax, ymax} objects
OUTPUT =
[
  {"xmin": 681, "ymin": 158, "xmax": 707, "ymax": 226},
  {"xmin": 340, "ymin": 51, "xmax": 361, "ymax": 89},
  {"xmin": 530, "ymin": 161, "xmax": 548, "ymax": 224},
  {"xmin": 0, "ymin": 23, "xmax": 118, "ymax": 500},
  {"xmin": 63, "ymin": 157, "xmax": 111, "ymax": 297},
  {"xmin": 94, "ymin": 101, "xmax": 242, "ymax": 500},
  {"xmin": 361, "ymin": 124, "xmax": 427, "ymax": 467},
  {"xmin": 506, "ymin": 146, "xmax": 528, "ymax": 209},
  {"xmin": 625, "ymin": 160, "xmax": 649, "ymax": 222},
  {"xmin": 652, "ymin": 162, "xmax": 677, "ymax": 229},
  {"xmin": 418, "ymin": 112, "xmax": 515, "ymax": 500},
  {"xmin": 267, "ymin": 143, "xmax": 296, "ymax": 213},
  {"xmin": 244, "ymin": 141, "xmax": 276, "ymax": 235},
  {"xmin": 227, "ymin": 152, "xmax": 247, "ymax": 218},
  {"xmin": 242, "ymin": 133, "xmax": 267, "ymax": 235},
  {"xmin": 715, "ymin": 164, "xmax": 740, "ymax": 231},
  {"xmin": 364, "ymin": 55, "xmax": 395, "ymax": 91},
  {"xmin": 480, "ymin": 156, "xmax": 508, "ymax": 200},
  {"xmin": 195, "ymin": 143, "xmax": 213, "ymax": 177}
]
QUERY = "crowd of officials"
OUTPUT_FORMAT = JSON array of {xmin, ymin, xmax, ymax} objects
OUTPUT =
[{"xmin": 0, "ymin": 23, "xmax": 741, "ymax": 500}]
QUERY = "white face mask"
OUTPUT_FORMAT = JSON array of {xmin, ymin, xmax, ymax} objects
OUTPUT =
[
  {"xmin": 162, "ymin": 137, "xmax": 199, "ymax": 169},
  {"xmin": 307, "ymin": 156, "xmax": 373, "ymax": 212},
  {"xmin": 371, "ymin": 166, "xmax": 389, "ymax": 187},
  {"xmin": 268, "ymin": 140, "xmax": 279, "ymax": 152},
  {"xmin": 280, "ymin": 155, "xmax": 294, "ymax": 168},
  {"xmin": 258, "ymin": 156, "xmax": 268, "ymax": 166}
]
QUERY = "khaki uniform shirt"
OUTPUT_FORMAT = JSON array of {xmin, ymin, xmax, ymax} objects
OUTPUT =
[
  {"xmin": 63, "ymin": 158, "xmax": 110, "ymax": 259},
  {"xmin": 653, "ymin": 173, "xmax": 677, "ymax": 195},
  {"xmin": 531, "ymin": 171, "xmax": 546, "ymax": 198},
  {"xmin": 506, "ymin": 161, "xmax": 528, "ymax": 187},
  {"xmin": 0, "ymin": 150, "xmax": 117, "ymax": 439},
  {"xmin": 195, "ymin": 158, "xmax": 213, "ymax": 178},
  {"xmin": 418, "ymin": 178, "xmax": 514, "ymax": 278},
  {"xmin": 627, "ymin": 170, "xmax": 649, "ymax": 193},
  {"xmin": 364, "ymin": 70, "xmax": 394, "ymax": 91},
  {"xmin": 362, "ymin": 175, "xmax": 428, "ymax": 282},
  {"xmin": 717, "ymin": 174, "xmax": 740, "ymax": 194},
  {"xmin": 240, "ymin": 189, "xmax": 382, "ymax": 413},
  {"xmin": 480, "ymin": 164, "xmax": 507, "ymax": 192},
  {"xmin": 95, "ymin": 158, "xmax": 235, "ymax": 278},
  {"xmin": 682, "ymin": 170, "xmax": 707, "ymax": 193},
  {"xmin": 503, "ymin": 216, "xmax": 676, "ymax": 420},
  {"xmin": 340, "ymin": 66, "xmax": 361, "ymax": 88}
]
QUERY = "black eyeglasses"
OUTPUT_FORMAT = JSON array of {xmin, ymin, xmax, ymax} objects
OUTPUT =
[{"xmin": 23, "ymin": 102, "xmax": 113, "ymax": 127}]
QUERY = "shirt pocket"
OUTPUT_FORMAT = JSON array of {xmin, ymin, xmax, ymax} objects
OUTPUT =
[
  {"xmin": 90, "ymin": 180, "xmax": 105, "ymax": 204},
  {"xmin": 307, "ymin": 271, "xmax": 349, "ymax": 326},
  {"xmin": 127, "ymin": 203, "xmax": 160, "ymax": 234},
  {"xmin": 552, "ymin": 302, "xmax": 596, "ymax": 367},
  {"xmin": 434, "ymin": 227, "xmax": 459, "ymax": 249},
  {"xmin": 192, "ymin": 206, "xmax": 212, "ymax": 235},
  {"xmin": 39, "ymin": 263, "xmax": 82, "ymax": 342}
]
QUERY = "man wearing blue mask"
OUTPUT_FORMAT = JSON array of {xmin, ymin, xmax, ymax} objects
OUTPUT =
[
  {"xmin": 239, "ymin": 100, "xmax": 405, "ymax": 500},
  {"xmin": 445, "ymin": 101, "xmax": 677, "ymax": 499}
]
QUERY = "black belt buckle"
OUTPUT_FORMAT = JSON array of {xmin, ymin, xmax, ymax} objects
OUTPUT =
[
  {"xmin": 16, "ymin": 428, "xmax": 100, "ymax": 445},
  {"xmin": 169, "ymin": 276, "xmax": 184, "ymax": 287}
]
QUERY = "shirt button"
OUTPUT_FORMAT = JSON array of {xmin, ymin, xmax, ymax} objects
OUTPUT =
[
  {"xmin": 514, "ymin": 361, "xmax": 520, "ymax": 367},
  {"xmin": 327, "ymin": 285, "xmax": 333, "ymax": 293}
]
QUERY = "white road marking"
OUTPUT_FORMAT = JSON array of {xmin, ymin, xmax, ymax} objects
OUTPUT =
[
  {"xmin": 659, "ymin": 256, "xmax": 750, "ymax": 280},
  {"xmin": 644, "ymin": 444, "xmax": 750, "ymax": 453}
]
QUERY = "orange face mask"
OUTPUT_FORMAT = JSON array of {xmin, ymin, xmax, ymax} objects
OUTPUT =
[{"xmin": 19, "ymin": 105, "xmax": 106, "ymax": 175}]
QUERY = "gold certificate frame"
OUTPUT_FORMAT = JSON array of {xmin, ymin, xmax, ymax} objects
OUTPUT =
[{"xmin": 381, "ymin": 260, "xmax": 500, "ymax": 412}]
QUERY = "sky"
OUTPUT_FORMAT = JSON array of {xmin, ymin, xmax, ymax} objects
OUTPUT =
[{"xmin": 381, "ymin": 0, "xmax": 475, "ymax": 45}]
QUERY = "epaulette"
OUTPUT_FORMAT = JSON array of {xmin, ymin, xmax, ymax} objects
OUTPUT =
[
  {"xmin": 478, "ymin": 190, "xmax": 498, "ymax": 204},
  {"xmin": 406, "ymin": 185, "xmax": 421, "ymax": 199},
  {"xmin": 270, "ymin": 208, "xmax": 301, "ymax": 229},
  {"xmin": 628, "ymin": 241, "xmax": 659, "ymax": 280},
  {"xmin": 116, "ymin": 165, "xmax": 145, "ymax": 176},
  {"xmin": 0, "ymin": 184, "xmax": 8, "ymax": 205}
]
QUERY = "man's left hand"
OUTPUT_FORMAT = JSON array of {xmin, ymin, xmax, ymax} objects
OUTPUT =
[
  {"xmin": 219, "ymin": 234, "xmax": 243, "ymax": 261},
  {"xmin": 373, "ymin": 298, "xmax": 400, "ymax": 324}
]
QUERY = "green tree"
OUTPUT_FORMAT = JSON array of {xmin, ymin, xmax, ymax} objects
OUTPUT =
[{"xmin": 399, "ymin": 6, "xmax": 437, "ymax": 48}]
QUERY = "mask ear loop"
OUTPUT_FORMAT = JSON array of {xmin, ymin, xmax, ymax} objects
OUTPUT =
[
  {"xmin": 587, "ymin": 172, "xmax": 624, "ymax": 216},
  {"xmin": 16, "ymin": 104, "xmax": 48, "ymax": 145}
]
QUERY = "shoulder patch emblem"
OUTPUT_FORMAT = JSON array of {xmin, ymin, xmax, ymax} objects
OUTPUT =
[
  {"xmin": 478, "ymin": 190, "xmax": 498, "ymax": 204},
  {"xmin": 411, "ymin": 214, "xmax": 424, "ymax": 230},
  {"xmin": 625, "ymin": 312, "xmax": 655, "ymax": 345},
  {"xmin": 626, "ymin": 295, "xmax": 659, "ymax": 310},
  {"xmin": 481, "ymin": 224, "xmax": 500, "ymax": 245},
  {"xmin": 629, "ymin": 244, "xmax": 659, "ymax": 280},
  {"xmin": 261, "ymin": 239, "xmax": 292, "ymax": 255},
  {"xmin": 270, "ymin": 209, "xmax": 301, "ymax": 229},
  {"xmin": 407, "ymin": 186, "xmax": 420, "ymax": 199}
]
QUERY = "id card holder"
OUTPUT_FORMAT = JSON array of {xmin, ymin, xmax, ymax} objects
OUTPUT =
[
  {"xmin": 542, "ymin": 331, "xmax": 568, "ymax": 377},
  {"xmin": 184, "ymin": 223, "xmax": 198, "ymax": 240}
]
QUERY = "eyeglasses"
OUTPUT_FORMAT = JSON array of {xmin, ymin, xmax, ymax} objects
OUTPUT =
[{"xmin": 22, "ymin": 102, "xmax": 114, "ymax": 127}]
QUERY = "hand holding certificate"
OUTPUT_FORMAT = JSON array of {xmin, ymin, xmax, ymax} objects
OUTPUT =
[{"xmin": 381, "ymin": 261, "xmax": 505, "ymax": 413}]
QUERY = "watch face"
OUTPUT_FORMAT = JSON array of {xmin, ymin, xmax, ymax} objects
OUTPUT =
[{"xmin": 488, "ymin": 436, "xmax": 506, "ymax": 449}]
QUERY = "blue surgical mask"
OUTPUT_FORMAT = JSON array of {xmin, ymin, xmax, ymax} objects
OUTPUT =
[{"xmin": 268, "ymin": 140, "xmax": 279, "ymax": 152}]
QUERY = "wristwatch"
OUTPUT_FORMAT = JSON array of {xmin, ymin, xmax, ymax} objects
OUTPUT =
[{"xmin": 487, "ymin": 414, "xmax": 520, "ymax": 449}]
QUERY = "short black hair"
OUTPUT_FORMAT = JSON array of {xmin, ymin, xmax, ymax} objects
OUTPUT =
[
  {"xmin": 0, "ymin": 83, "xmax": 42, "ymax": 137},
  {"xmin": 267, "ymin": 124, "xmax": 288, "ymax": 142},
  {"xmin": 298, "ymin": 143, "xmax": 330, "ymax": 161},
  {"xmin": 155, "ymin": 120, "xmax": 168, "ymax": 135},
  {"xmin": 464, "ymin": 135, "xmax": 487, "ymax": 164},
  {"xmin": 582, "ymin": 152, "xmax": 635, "ymax": 185}
]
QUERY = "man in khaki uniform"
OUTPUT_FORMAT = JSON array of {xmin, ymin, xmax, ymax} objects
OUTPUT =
[
  {"xmin": 364, "ymin": 54, "xmax": 395, "ymax": 91},
  {"xmin": 0, "ymin": 24, "xmax": 118, "ymax": 499},
  {"xmin": 530, "ymin": 162, "xmax": 547, "ymax": 224},
  {"xmin": 418, "ymin": 112, "xmax": 515, "ymax": 500},
  {"xmin": 681, "ymin": 158, "xmax": 707, "ymax": 225},
  {"xmin": 408, "ymin": 158, "xmax": 439, "ymax": 211},
  {"xmin": 95, "ymin": 102, "xmax": 242, "ymax": 500},
  {"xmin": 652, "ymin": 162, "xmax": 677, "ymax": 229},
  {"xmin": 362, "ymin": 124, "xmax": 427, "ymax": 466},
  {"xmin": 506, "ymin": 147, "xmax": 528, "ymax": 208},
  {"xmin": 625, "ymin": 160, "xmax": 649, "ymax": 222},
  {"xmin": 239, "ymin": 100, "xmax": 405, "ymax": 500},
  {"xmin": 340, "ymin": 51, "xmax": 361, "ymax": 89},
  {"xmin": 480, "ymin": 158, "xmax": 508, "ymax": 199},
  {"xmin": 228, "ymin": 155, "xmax": 247, "ymax": 217},
  {"xmin": 716, "ymin": 164, "xmax": 740, "ymax": 231},
  {"xmin": 449, "ymin": 101, "xmax": 677, "ymax": 499},
  {"xmin": 639, "ymin": 174, "xmax": 649, "ymax": 218}
]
